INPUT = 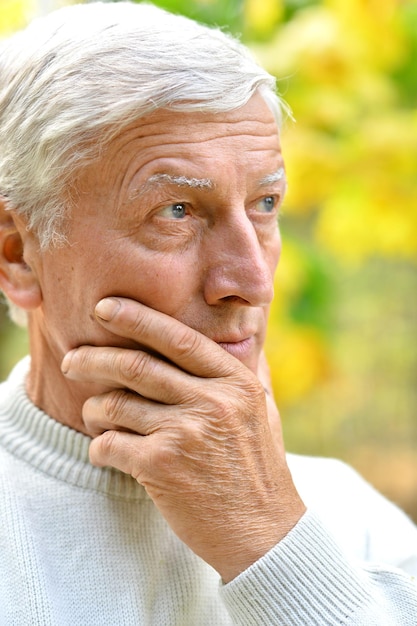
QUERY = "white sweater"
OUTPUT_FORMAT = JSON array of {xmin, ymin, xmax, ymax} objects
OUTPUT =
[{"xmin": 1, "ymin": 359, "xmax": 416, "ymax": 625}]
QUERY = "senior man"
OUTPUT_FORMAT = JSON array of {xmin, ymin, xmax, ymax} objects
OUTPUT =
[{"xmin": 0, "ymin": 2, "xmax": 416, "ymax": 624}]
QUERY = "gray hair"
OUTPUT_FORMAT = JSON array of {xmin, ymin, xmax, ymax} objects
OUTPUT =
[{"xmin": 0, "ymin": 2, "xmax": 286, "ymax": 324}]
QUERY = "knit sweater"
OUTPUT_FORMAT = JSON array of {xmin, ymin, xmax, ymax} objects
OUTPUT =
[{"xmin": 1, "ymin": 359, "xmax": 416, "ymax": 625}]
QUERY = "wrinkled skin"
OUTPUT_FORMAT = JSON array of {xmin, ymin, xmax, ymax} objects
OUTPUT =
[{"xmin": 0, "ymin": 93, "xmax": 305, "ymax": 581}]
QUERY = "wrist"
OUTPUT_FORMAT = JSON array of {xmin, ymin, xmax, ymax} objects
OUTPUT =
[{"xmin": 216, "ymin": 500, "xmax": 306, "ymax": 583}]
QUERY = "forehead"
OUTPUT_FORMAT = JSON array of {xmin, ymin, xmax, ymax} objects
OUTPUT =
[{"xmin": 75, "ymin": 93, "xmax": 282, "ymax": 207}]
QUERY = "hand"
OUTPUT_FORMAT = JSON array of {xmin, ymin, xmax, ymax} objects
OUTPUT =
[
  {"xmin": 61, "ymin": 297, "xmax": 305, "ymax": 582},
  {"xmin": 257, "ymin": 349, "xmax": 285, "ymax": 456}
]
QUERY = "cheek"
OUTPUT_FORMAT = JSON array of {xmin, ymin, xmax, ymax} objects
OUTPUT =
[
  {"xmin": 104, "ymin": 252, "xmax": 201, "ymax": 319},
  {"xmin": 266, "ymin": 230, "xmax": 282, "ymax": 275}
]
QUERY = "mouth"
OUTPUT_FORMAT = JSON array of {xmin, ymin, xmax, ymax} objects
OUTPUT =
[{"xmin": 215, "ymin": 336, "xmax": 256, "ymax": 361}]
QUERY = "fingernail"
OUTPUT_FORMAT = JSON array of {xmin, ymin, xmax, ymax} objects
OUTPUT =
[{"xmin": 95, "ymin": 297, "xmax": 120, "ymax": 321}]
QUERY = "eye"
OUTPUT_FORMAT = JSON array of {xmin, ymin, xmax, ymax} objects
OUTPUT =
[
  {"xmin": 255, "ymin": 195, "xmax": 277, "ymax": 213},
  {"xmin": 158, "ymin": 203, "xmax": 187, "ymax": 219}
]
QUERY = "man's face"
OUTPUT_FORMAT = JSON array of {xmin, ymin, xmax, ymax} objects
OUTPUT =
[{"xmin": 29, "ymin": 93, "xmax": 285, "ymax": 375}]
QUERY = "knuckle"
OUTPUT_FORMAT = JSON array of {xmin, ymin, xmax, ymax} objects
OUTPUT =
[
  {"xmin": 103, "ymin": 389, "xmax": 129, "ymax": 426},
  {"xmin": 73, "ymin": 346, "xmax": 95, "ymax": 372},
  {"xmin": 150, "ymin": 440, "xmax": 176, "ymax": 469},
  {"xmin": 96, "ymin": 429, "xmax": 119, "ymax": 461},
  {"xmin": 167, "ymin": 328, "xmax": 202, "ymax": 360},
  {"xmin": 120, "ymin": 350, "xmax": 154, "ymax": 386},
  {"xmin": 144, "ymin": 439, "xmax": 186, "ymax": 482},
  {"xmin": 125, "ymin": 310, "xmax": 154, "ymax": 341}
]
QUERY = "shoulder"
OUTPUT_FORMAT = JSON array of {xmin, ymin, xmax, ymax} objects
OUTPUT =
[{"xmin": 286, "ymin": 453, "xmax": 417, "ymax": 567}]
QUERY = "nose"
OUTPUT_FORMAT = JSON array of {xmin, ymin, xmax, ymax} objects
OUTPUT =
[{"xmin": 203, "ymin": 213, "xmax": 280, "ymax": 307}]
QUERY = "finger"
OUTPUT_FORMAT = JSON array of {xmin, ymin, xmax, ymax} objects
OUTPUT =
[
  {"xmin": 93, "ymin": 297, "xmax": 241, "ymax": 378},
  {"xmin": 88, "ymin": 429, "xmax": 181, "ymax": 494},
  {"xmin": 62, "ymin": 344, "xmax": 205, "ymax": 404},
  {"xmin": 89, "ymin": 429, "xmax": 144, "ymax": 476},
  {"xmin": 88, "ymin": 423, "xmax": 194, "ymax": 491},
  {"xmin": 83, "ymin": 389, "xmax": 177, "ymax": 437}
]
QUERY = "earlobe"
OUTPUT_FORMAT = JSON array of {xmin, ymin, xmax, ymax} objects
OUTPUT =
[{"xmin": 0, "ymin": 197, "xmax": 42, "ymax": 311}]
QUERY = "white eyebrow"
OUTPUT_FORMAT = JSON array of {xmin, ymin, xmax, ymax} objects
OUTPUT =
[
  {"xmin": 258, "ymin": 166, "xmax": 285, "ymax": 186},
  {"xmin": 148, "ymin": 170, "xmax": 285, "ymax": 188},
  {"xmin": 128, "ymin": 173, "xmax": 214, "ymax": 203},
  {"xmin": 146, "ymin": 173, "xmax": 214, "ymax": 190},
  {"xmin": 128, "ymin": 168, "xmax": 284, "ymax": 203}
]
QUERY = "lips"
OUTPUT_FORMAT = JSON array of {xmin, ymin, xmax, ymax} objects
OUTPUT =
[
  {"xmin": 205, "ymin": 320, "xmax": 264, "ymax": 370},
  {"xmin": 211, "ymin": 327, "xmax": 256, "ymax": 345},
  {"xmin": 216, "ymin": 336, "xmax": 256, "ymax": 362}
]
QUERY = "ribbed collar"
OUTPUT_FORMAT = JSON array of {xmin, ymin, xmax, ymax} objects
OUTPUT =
[{"xmin": 0, "ymin": 358, "xmax": 147, "ymax": 501}]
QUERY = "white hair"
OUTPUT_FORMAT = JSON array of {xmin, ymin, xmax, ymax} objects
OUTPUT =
[{"xmin": 0, "ymin": 1, "xmax": 287, "ymax": 323}]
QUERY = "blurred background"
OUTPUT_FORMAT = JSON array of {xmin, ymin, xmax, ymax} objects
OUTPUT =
[{"xmin": 1, "ymin": 0, "xmax": 416, "ymax": 521}]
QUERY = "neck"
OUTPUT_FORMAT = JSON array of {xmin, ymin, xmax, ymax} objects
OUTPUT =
[{"xmin": 26, "ymin": 330, "xmax": 100, "ymax": 435}]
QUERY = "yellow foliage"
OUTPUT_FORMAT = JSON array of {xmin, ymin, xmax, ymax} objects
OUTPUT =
[
  {"xmin": 255, "ymin": 1, "xmax": 404, "ymax": 79},
  {"xmin": 252, "ymin": 0, "xmax": 417, "ymax": 406},
  {"xmin": 316, "ymin": 189, "xmax": 417, "ymax": 264},
  {"xmin": 252, "ymin": 8, "xmax": 357, "ymax": 86},
  {"xmin": 324, "ymin": 0, "xmax": 406, "ymax": 70},
  {"xmin": 244, "ymin": 0, "xmax": 283, "ymax": 36},
  {"xmin": 281, "ymin": 125, "xmax": 344, "ymax": 215},
  {"xmin": 251, "ymin": 0, "xmax": 417, "ymax": 265},
  {"xmin": 265, "ymin": 322, "xmax": 330, "ymax": 406},
  {"xmin": 267, "ymin": 239, "xmax": 332, "ymax": 406},
  {"xmin": 315, "ymin": 110, "xmax": 417, "ymax": 263},
  {"xmin": 271, "ymin": 239, "xmax": 307, "ymax": 311},
  {"xmin": 0, "ymin": 0, "xmax": 35, "ymax": 35}
]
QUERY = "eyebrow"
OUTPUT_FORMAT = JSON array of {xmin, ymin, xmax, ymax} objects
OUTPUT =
[
  {"xmin": 258, "ymin": 166, "xmax": 285, "ymax": 186},
  {"xmin": 128, "ymin": 166, "xmax": 285, "ymax": 203},
  {"xmin": 148, "ymin": 168, "xmax": 286, "ymax": 188},
  {"xmin": 145, "ymin": 173, "xmax": 214, "ymax": 192},
  {"xmin": 127, "ymin": 173, "xmax": 213, "ymax": 203}
]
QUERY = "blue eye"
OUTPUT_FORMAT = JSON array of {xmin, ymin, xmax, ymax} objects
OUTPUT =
[
  {"xmin": 159, "ymin": 203, "xmax": 187, "ymax": 219},
  {"xmin": 256, "ymin": 196, "xmax": 276, "ymax": 213}
]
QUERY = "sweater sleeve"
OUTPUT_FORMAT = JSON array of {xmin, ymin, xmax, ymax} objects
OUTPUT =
[{"xmin": 220, "ymin": 509, "xmax": 417, "ymax": 625}]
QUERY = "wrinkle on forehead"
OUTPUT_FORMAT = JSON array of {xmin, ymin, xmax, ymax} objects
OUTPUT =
[
  {"xmin": 108, "ymin": 95, "xmax": 279, "ymax": 153},
  {"xmin": 77, "ymin": 94, "xmax": 282, "ymax": 213},
  {"xmin": 112, "ymin": 122, "xmax": 279, "ymax": 158}
]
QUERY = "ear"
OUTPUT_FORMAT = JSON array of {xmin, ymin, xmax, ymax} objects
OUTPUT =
[{"xmin": 0, "ymin": 196, "xmax": 42, "ymax": 310}]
